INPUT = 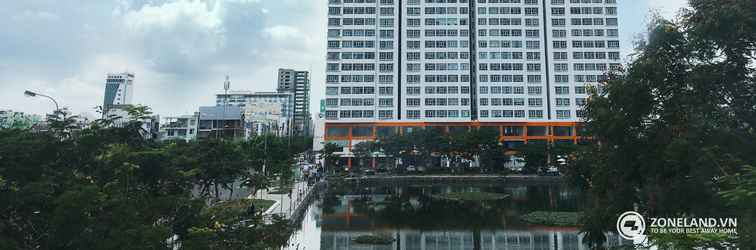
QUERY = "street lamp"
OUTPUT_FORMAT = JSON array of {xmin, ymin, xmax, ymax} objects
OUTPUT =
[{"xmin": 24, "ymin": 90, "xmax": 60, "ymax": 112}]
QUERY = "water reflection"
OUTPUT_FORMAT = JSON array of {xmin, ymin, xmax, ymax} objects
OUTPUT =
[{"xmin": 286, "ymin": 183, "xmax": 631, "ymax": 250}]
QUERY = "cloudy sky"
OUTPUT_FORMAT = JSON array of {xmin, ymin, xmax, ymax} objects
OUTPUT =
[{"xmin": 0, "ymin": 0, "xmax": 688, "ymax": 118}]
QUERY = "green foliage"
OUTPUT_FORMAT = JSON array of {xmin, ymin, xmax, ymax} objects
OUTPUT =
[
  {"xmin": 379, "ymin": 127, "xmax": 506, "ymax": 172},
  {"xmin": 320, "ymin": 143, "xmax": 340, "ymax": 173},
  {"xmin": 517, "ymin": 143, "xmax": 548, "ymax": 174},
  {"xmin": 0, "ymin": 109, "xmax": 298, "ymax": 249},
  {"xmin": 521, "ymin": 211, "xmax": 582, "ymax": 227},
  {"xmin": 566, "ymin": 1, "xmax": 756, "ymax": 248}
]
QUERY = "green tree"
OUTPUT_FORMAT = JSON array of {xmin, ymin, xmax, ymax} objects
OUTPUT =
[
  {"xmin": 0, "ymin": 106, "xmax": 292, "ymax": 249},
  {"xmin": 353, "ymin": 141, "xmax": 382, "ymax": 170},
  {"xmin": 320, "ymin": 143, "xmax": 341, "ymax": 174},
  {"xmin": 566, "ymin": 1, "xmax": 756, "ymax": 248},
  {"xmin": 518, "ymin": 143, "xmax": 547, "ymax": 174}
]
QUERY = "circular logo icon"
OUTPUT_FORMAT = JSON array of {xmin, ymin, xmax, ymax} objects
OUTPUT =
[{"xmin": 616, "ymin": 211, "xmax": 646, "ymax": 240}]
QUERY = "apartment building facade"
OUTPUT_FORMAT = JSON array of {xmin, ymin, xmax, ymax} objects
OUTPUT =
[
  {"xmin": 277, "ymin": 69, "xmax": 312, "ymax": 135},
  {"xmin": 324, "ymin": 0, "xmax": 620, "ymax": 150}
]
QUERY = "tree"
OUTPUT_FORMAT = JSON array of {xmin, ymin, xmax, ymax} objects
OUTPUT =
[
  {"xmin": 517, "ymin": 143, "xmax": 547, "ymax": 174},
  {"xmin": 0, "ymin": 106, "xmax": 292, "ymax": 249},
  {"xmin": 320, "ymin": 143, "xmax": 340, "ymax": 174},
  {"xmin": 352, "ymin": 141, "xmax": 382, "ymax": 170},
  {"xmin": 566, "ymin": 1, "xmax": 756, "ymax": 248}
]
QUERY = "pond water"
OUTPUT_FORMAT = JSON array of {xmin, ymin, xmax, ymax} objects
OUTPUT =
[{"xmin": 285, "ymin": 182, "xmax": 632, "ymax": 250}]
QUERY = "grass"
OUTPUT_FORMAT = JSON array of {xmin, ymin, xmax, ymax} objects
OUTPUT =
[
  {"xmin": 520, "ymin": 211, "xmax": 583, "ymax": 227},
  {"xmin": 352, "ymin": 235, "xmax": 395, "ymax": 245},
  {"xmin": 431, "ymin": 191, "xmax": 510, "ymax": 201}
]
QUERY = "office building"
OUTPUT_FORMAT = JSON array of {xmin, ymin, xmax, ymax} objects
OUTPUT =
[
  {"xmin": 216, "ymin": 91, "xmax": 294, "ymax": 119},
  {"xmin": 324, "ymin": 0, "xmax": 620, "ymax": 153},
  {"xmin": 103, "ymin": 72, "xmax": 134, "ymax": 114},
  {"xmin": 277, "ymin": 69, "xmax": 312, "ymax": 136}
]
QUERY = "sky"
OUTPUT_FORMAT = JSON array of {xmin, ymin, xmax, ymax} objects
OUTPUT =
[{"xmin": 0, "ymin": 0, "xmax": 689, "ymax": 118}]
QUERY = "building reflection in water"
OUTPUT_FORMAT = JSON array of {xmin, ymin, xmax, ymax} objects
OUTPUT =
[
  {"xmin": 320, "ymin": 230, "xmax": 630, "ymax": 250},
  {"xmin": 286, "ymin": 183, "xmax": 632, "ymax": 250}
]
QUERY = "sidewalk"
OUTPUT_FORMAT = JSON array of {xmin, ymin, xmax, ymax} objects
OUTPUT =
[{"xmin": 252, "ymin": 181, "xmax": 313, "ymax": 219}]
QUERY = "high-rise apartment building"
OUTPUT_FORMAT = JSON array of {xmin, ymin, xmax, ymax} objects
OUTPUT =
[
  {"xmin": 323, "ymin": 0, "xmax": 620, "ymax": 149},
  {"xmin": 277, "ymin": 69, "xmax": 311, "ymax": 135},
  {"xmin": 103, "ymin": 72, "xmax": 135, "ymax": 113}
]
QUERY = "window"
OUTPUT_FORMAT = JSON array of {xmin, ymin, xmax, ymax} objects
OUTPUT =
[
  {"xmin": 529, "ymin": 110, "xmax": 543, "ymax": 118},
  {"xmin": 380, "ymin": 41, "xmax": 394, "ymax": 49},
  {"xmin": 524, "ymin": 8, "xmax": 538, "ymax": 16},
  {"xmin": 407, "ymin": 52, "xmax": 421, "ymax": 61},
  {"xmin": 553, "ymin": 29, "xmax": 566, "ymax": 38},
  {"xmin": 407, "ymin": 29, "xmax": 420, "ymax": 38},
  {"xmin": 407, "ymin": 110, "xmax": 420, "ymax": 119},
  {"xmin": 527, "ymin": 52, "xmax": 541, "ymax": 60},
  {"xmin": 380, "ymin": 7, "xmax": 394, "ymax": 16},
  {"xmin": 527, "ymin": 86, "xmax": 542, "ymax": 95},
  {"xmin": 379, "ymin": 87, "xmax": 393, "ymax": 95},
  {"xmin": 380, "ymin": 30, "xmax": 394, "ymax": 38},
  {"xmin": 606, "ymin": 18, "xmax": 618, "ymax": 26},
  {"xmin": 379, "ymin": 75, "xmax": 393, "ymax": 83},
  {"xmin": 326, "ymin": 111, "xmax": 338, "ymax": 120},
  {"xmin": 407, "ymin": 98, "xmax": 420, "ymax": 107},
  {"xmin": 380, "ymin": 18, "xmax": 394, "ymax": 27},
  {"xmin": 528, "ymin": 98, "xmax": 543, "ymax": 107},
  {"xmin": 555, "ymin": 75, "xmax": 569, "ymax": 83},
  {"xmin": 555, "ymin": 86, "xmax": 570, "ymax": 95},
  {"xmin": 556, "ymin": 110, "xmax": 571, "ymax": 119},
  {"xmin": 552, "ymin": 18, "xmax": 565, "ymax": 26},
  {"xmin": 525, "ymin": 18, "xmax": 539, "ymax": 26},
  {"xmin": 575, "ymin": 86, "xmax": 586, "ymax": 94},
  {"xmin": 379, "ymin": 110, "xmax": 393, "ymax": 119},
  {"xmin": 379, "ymin": 52, "xmax": 393, "ymax": 61},
  {"xmin": 575, "ymin": 98, "xmax": 587, "ymax": 106},
  {"xmin": 379, "ymin": 63, "xmax": 393, "ymax": 72}
]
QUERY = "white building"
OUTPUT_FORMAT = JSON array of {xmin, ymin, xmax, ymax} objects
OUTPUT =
[
  {"xmin": 244, "ymin": 102, "xmax": 287, "ymax": 136},
  {"xmin": 159, "ymin": 114, "xmax": 199, "ymax": 142},
  {"xmin": 216, "ymin": 91, "xmax": 294, "ymax": 120},
  {"xmin": 103, "ymin": 72, "xmax": 134, "ymax": 114},
  {"xmin": 323, "ymin": 0, "xmax": 620, "ymax": 166}
]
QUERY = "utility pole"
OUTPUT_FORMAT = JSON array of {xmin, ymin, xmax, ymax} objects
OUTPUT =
[{"xmin": 219, "ymin": 76, "xmax": 231, "ymax": 140}]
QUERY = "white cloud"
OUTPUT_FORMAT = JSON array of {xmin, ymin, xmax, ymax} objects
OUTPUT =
[
  {"xmin": 123, "ymin": 0, "xmax": 223, "ymax": 31},
  {"xmin": 264, "ymin": 25, "xmax": 303, "ymax": 41}
]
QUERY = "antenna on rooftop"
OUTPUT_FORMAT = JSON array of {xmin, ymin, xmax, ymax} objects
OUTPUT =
[{"xmin": 224, "ymin": 75, "xmax": 231, "ymax": 92}]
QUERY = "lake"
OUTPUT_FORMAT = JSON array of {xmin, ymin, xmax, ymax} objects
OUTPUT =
[{"xmin": 285, "ymin": 180, "xmax": 632, "ymax": 250}]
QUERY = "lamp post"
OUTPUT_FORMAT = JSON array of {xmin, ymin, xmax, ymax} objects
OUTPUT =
[{"xmin": 24, "ymin": 90, "xmax": 60, "ymax": 113}]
